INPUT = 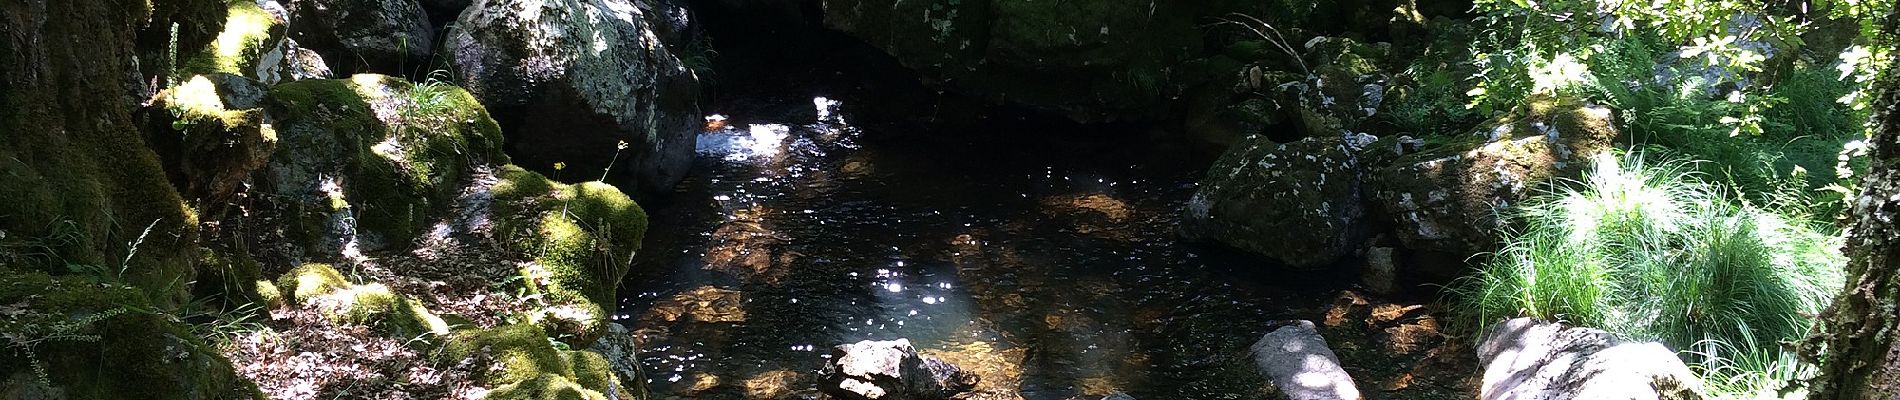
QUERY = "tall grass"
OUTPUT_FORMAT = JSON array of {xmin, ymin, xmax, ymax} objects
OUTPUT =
[{"xmin": 1450, "ymin": 153, "xmax": 1845, "ymax": 398}]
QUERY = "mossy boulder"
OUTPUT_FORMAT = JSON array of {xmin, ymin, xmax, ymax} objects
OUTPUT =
[
  {"xmin": 180, "ymin": 0, "xmax": 287, "ymax": 80},
  {"xmin": 0, "ymin": 0, "xmax": 203, "ymax": 308},
  {"xmin": 446, "ymin": 0, "xmax": 702, "ymax": 197},
  {"xmin": 441, "ymin": 324, "xmax": 640, "ymax": 400},
  {"xmin": 270, "ymin": 263, "xmax": 449, "ymax": 336},
  {"xmin": 490, "ymin": 165, "xmax": 647, "ymax": 344},
  {"xmin": 259, "ymin": 74, "xmax": 506, "ymax": 258},
  {"xmin": 1366, "ymin": 95, "xmax": 1621, "ymax": 257},
  {"xmin": 0, "ymin": 269, "xmax": 251, "ymax": 399},
  {"xmin": 136, "ymin": 74, "xmax": 280, "ymax": 204},
  {"xmin": 1183, "ymin": 135, "xmax": 1369, "ymax": 268}
]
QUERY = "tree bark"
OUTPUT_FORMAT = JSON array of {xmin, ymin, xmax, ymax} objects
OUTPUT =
[{"xmin": 1803, "ymin": 14, "xmax": 1900, "ymax": 399}]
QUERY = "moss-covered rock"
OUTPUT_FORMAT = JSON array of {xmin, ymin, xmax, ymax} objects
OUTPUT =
[
  {"xmin": 0, "ymin": 269, "xmax": 251, "ymax": 399},
  {"xmin": 441, "ymin": 324, "xmax": 638, "ymax": 399},
  {"xmin": 260, "ymin": 74, "xmax": 506, "ymax": 258},
  {"xmin": 1366, "ymin": 95, "xmax": 1622, "ymax": 257},
  {"xmin": 270, "ymin": 263, "xmax": 449, "ymax": 336},
  {"xmin": 275, "ymin": 263, "xmax": 353, "ymax": 306},
  {"xmin": 136, "ymin": 74, "xmax": 280, "ymax": 205},
  {"xmin": 490, "ymin": 166, "xmax": 647, "ymax": 344},
  {"xmin": 180, "ymin": 0, "xmax": 287, "ymax": 79},
  {"xmin": 0, "ymin": 0, "xmax": 203, "ymax": 309},
  {"xmin": 1183, "ymin": 135, "xmax": 1369, "ymax": 268}
]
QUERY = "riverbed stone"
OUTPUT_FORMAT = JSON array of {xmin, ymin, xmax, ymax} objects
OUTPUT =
[
  {"xmin": 1366, "ymin": 95, "xmax": 1620, "ymax": 257},
  {"xmin": 1478, "ymin": 318, "xmax": 1705, "ymax": 400},
  {"xmin": 446, "ymin": 0, "xmax": 702, "ymax": 197},
  {"xmin": 1183, "ymin": 134, "xmax": 1366, "ymax": 269},
  {"xmin": 818, "ymin": 339, "xmax": 979, "ymax": 400},
  {"xmin": 1251, "ymin": 320, "xmax": 1362, "ymax": 400}
]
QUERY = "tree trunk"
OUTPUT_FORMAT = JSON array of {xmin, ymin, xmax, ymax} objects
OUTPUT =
[{"xmin": 1803, "ymin": 15, "xmax": 1900, "ymax": 399}]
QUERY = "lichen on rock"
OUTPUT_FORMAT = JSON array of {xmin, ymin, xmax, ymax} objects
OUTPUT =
[{"xmin": 1183, "ymin": 134, "xmax": 1368, "ymax": 269}]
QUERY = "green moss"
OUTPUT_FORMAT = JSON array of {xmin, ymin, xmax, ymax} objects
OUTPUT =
[
  {"xmin": 484, "ymin": 375, "xmax": 608, "ymax": 400},
  {"xmin": 314, "ymin": 283, "xmax": 449, "ymax": 337},
  {"xmin": 0, "ymin": 269, "xmax": 248, "ymax": 399},
  {"xmin": 490, "ymin": 165, "xmax": 648, "ymax": 343},
  {"xmin": 444, "ymin": 324, "xmax": 571, "ymax": 385},
  {"xmin": 440, "ymin": 324, "xmax": 629, "ymax": 400},
  {"xmin": 191, "ymin": 247, "xmax": 264, "ymax": 308},
  {"xmin": 255, "ymin": 279, "xmax": 284, "ymax": 309},
  {"xmin": 264, "ymin": 75, "xmax": 508, "ymax": 253},
  {"xmin": 274, "ymin": 263, "xmax": 350, "ymax": 306},
  {"xmin": 181, "ymin": 0, "xmax": 281, "ymax": 76}
]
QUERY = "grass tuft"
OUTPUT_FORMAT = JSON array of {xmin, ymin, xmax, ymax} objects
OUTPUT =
[{"xmin": 1450, "ymin": 152, "xmax": 1844, "ymax": 398}]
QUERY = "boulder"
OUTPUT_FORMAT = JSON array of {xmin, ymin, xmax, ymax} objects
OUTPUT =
[
  {"xmin": 259, "ymin": 74, "xmax": 506, "ymax": 258},
  {"xmin": 441, "ymin": 324, "xmax": 640, "ymax": 400},
  {"xmin": 1183, "ymin": 135, "xmax": 1367, "ymax": 268},
  {"xmin": 1366, "ymin": 95, "xmax": 1619, "ymax": 257},
  {"xmin": 1361, "ymin": 245, "xmax": 1398, "ymax": 295},
  {"xmin": 586, "ymin": 323, "xmax": 654, "ymax": 400},
  {"xmin": 135, "ymin": 74, "xmax": 278, "ymax": 204},
  {"xmin": 1250, "ymin": 320, "xmax": 1361, "ymax": 400},
  {"xmin": 446, "ymin": 0, "xmax": 703, "ymax": 197},
  {"xmin": 288, "ymin": 0, "xmax": 436, "ymax": 74},
  {"xmin": 818, "ymin": 339, "xmax": 979, "ymax": 400},
  {"xmin": 1478, "ymin": 318, "xmax": 1705, "ymax": 400},
  {"xmin": 179, "ymin": 0, "xmax": 289, "ymax": 81},
  {"xmin": 489, "ymin": 165, "xmax": 648, "ymax": 344}
]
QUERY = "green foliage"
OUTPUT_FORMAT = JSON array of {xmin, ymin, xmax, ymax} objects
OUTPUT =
[{"xmin": 1450, "ymin": 153, "xmax": 1845, "ymax": 398}]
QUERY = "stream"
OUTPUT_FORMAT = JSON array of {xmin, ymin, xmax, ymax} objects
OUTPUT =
[{"xmin": 610, "ymin": 96, "xmax": 1396, "ymax": 399}]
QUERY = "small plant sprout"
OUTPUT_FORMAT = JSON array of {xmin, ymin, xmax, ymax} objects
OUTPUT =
[{"xmin": 600, "ymin": 140, "xmax": 629, "ymax": 182}]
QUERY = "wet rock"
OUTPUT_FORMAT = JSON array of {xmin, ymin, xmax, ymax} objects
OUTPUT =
[
  {"xmin": 587, "ymin": 323, "xmax": 654, "ymax": 399},
  {"xmin": 1366, "ymin": 95, "xmax": 1620, "ymax": 257},
  {"xmin": 1361, "ymin": 245, "xmax": 1398, "ymax": 295},
  {"xmin": 1183, "ymin": 135, "xmax": 1366, "ymax": 268},
  {"xmin": 1478, "ymin": 318, "xmax": 1705, "ymax": 400},
  {"xmin": 446, "ymin": 0, "xmax": 702, "ymax": 197},
  {"xmin": 1251, "ymin": 320, "xmax": 1362, "ymax": 400},
  {"xmin": 819, "ymin": 339, "xmax": 979, "ymax": 400},
  {"xmin": 288, "ymin": 0, "xmax": 435, "ymax": 74}
]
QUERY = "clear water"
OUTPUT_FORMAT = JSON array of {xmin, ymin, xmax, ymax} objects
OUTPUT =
[{"xmin": 617, "ymin": 102, "xmax": 1355, "ymax": 399}]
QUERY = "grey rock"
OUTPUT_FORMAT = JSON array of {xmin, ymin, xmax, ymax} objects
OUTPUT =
[
  {"xmin": 587, "ymin": 323, "xmax": 653, "ymax": 399},
  {"xmin": 1251, "ymin": 320, "xmax": 1361, "ymax": 400},
  {"xmin": 1361, "ymin": 246, "xmax": 1398, "ymax": 295},
  {"xmin": 1182, "ymin": 135, "xmax": 1366, "ymax": 269},
  {"xmin": 446, "ymin": 0, "xmax": 701, "ymax": 196},
  {"xmin": 1367, "ymin": 95, "xmax": 1620, "ymax": 257},
  {"xmin": 1478, "ymin": 318, "xmax": 1705, "ymax": 400},
  {"xmin": 289, "ymin": 0, "xmax": 435, "ymax": 74},
  {"xmin": 818, "ymin": 339, "xmax": 978, "ymax": 400}
]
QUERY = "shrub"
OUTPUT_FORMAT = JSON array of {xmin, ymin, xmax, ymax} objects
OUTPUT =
[{"xmin": 1451, "ymin": 153, "xmax": 1845, "ymax": 397}]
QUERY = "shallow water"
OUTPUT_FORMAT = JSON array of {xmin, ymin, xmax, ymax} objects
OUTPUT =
[{"xmin": 617, "ymin": 102, "xmax": 1359, "ymax": 399}]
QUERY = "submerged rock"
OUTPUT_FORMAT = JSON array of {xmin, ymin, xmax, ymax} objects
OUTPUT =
[
  {"xmin": 1478, "ymin": 318, "xmax": 1705, "ymax": 400},
  {"xmin": 1251, "ymin": 320, "xmax": 1362, "ymax": 400},
  {"xmin": 818, "ymin": 339, "xmax": 979, "ymax": 400},
  {"xmin": 1367, "ymin": 95, "xmax": 1620, "ymax": 257},
  {"xmin": 1183, "ymin": 135, "xmax": 1367, "ymax": 269},
  {"xmin": 446, "ymin": 0, "xmax": 702, "ymax": 197}
]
